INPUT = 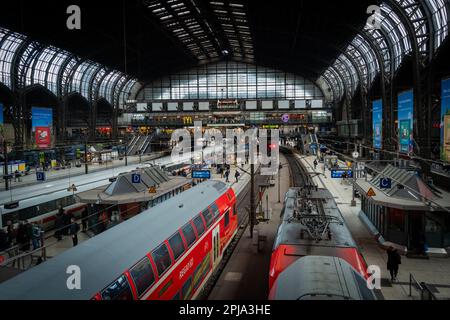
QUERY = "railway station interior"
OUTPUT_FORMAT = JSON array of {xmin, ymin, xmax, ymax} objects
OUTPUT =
[{"xmin": 0, "ymin": 0, "xmax": 450, "ymax": 305}]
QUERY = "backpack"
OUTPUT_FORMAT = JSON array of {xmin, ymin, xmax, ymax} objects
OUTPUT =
[{"xmin": 32, "ymin": 225, "xmax": 41, "ymax": 238}]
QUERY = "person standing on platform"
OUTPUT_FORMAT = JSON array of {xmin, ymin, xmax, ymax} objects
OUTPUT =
[
  {"xmin": 81, "ymin": 208, "xmax": 88, "ymax": 232},
  {"xmin": 69, "ymin": 218, "xmax": 80, "ymax": 247},
  {"xmin": 55, "ymin": 207, "xmax": 64, "ymax": 241},
  {"xmin": 313, "ymin": 159, "xmax": 318, "ymax": 170},
  {"xmin": 17, "ymin": 221, "xmax": 30, "ymax": 251},
  {"xmin": 31, "ymin": 223, "xmax": 42, "ymax": 250},
  {"xmin": 387, "ymin": 246, "xmax": 401, "ymax": 281}
]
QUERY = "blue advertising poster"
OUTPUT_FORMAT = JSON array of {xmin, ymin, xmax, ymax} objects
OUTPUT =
[
  {"xmin": 372, "ymin": 99, "xmax": 382, "ymax": 150},
  {"xmin": 441, "ymin": 78, "xmax": 450, "ymax": 161},
  {"xmin": 0, "ymin": 103, "xmax": 4, "ymax": 126},
  {"xmin": 398, "ymin": 90, "xmax": 414, "ymax": 154}
]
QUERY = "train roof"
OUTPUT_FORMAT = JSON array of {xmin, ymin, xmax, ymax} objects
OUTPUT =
[
  {"xmin": 270, "ymin": 256, "xmax": 376, "ymax": 300},
  {"xmin": 275, "ymin": 188, "xmax": 356, "ymax": 250},
  {"xmin": 0, "ymin": 180, "xmax": 230, "ymax": 300}
]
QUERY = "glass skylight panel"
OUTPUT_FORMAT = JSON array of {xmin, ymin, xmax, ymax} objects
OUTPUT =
[{"xmin": 424, "ymin": 0, "xmax": 449, "ymax": 50}]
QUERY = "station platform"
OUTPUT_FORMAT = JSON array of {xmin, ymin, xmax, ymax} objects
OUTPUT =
[
  {"xmin": 297, "ymin": 154, "xmax": 450, "ymax": 300},
  {"xmin": 208, "ymin": 154, "xmax": 291, "ymax": 300},
  {"xmin": 0, "ymin": 158, "xmax": 257, "ymax": 282},
  {"xmin": 0, "ymin": 152, "xmax": 167, "ymax": 192}
]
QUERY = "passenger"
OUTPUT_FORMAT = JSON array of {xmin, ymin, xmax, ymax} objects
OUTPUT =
[
  {"xmin": 387, "ymin": 246, "xmax": 401, "ymax": 281},
  {"xmin": 54, "ymin": 208, "xmax": 65, "ymax": 241},
  {"xmin": 16, "ymin": 221, "xmax": 30, "ymax": 251},
  {"xmin": 0, "ymin": 229, "xmax": 8, "ymax": 251},
  {"xmin": 6, "ymin": 221, "xmax": 16, "ymax": 247},
  {"xmin": 69, "ymin": 218, "xmax": 80, "ymax": 247},
  {"xmin": 63, "ymin": 211, "xmax": 74, "ymax": 236},
  {"xmin": 235, "ymin": 170, "xmax": 240, "ymax": 183},
  {"xmin": 81, "ymin": 208, "xmax": 89, "ymax": 232},
  {"xmin": 313, "ymin": 159, "xmax": 318, "ymax": 170},
  {"xmin": 31, "ymin": 223, "xmax": 42, "ymax": 250},
  {"xmin": 224, "ymin": 169, "xmax": 230, "ymax": 183}
]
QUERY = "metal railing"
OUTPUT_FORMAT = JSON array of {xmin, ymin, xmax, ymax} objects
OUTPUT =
[{"xmin": 409, "ymin": 273, "xmax": 438, "ymax": 300}]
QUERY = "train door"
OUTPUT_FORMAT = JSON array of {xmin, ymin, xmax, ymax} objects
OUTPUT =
[{"xmin": 212, "ymin": 225, "xmax": 221, "ymax": 266}]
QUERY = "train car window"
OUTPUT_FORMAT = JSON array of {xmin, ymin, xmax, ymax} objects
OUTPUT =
[
  {"xmin": 168, "ymin": 232, "xmax": 185, "ymax": 261},
  {"xmin": 201, "ymin": 209, "xmax": 213, "ymax": 228},
  {"xmin": 182, "ymin": 223, "xmax": 196, "ymax": 248},
  {"xmin": 152, "ymin": 243, "xmax": 172, "ymax": 276},
  {"xmin": 181, "ymin": 277, "xmax": 193, "ymax": 300},
  {"xmin": 224, "ymin": 210, "xmax": 230, "ymax": 228},
  {"xmin": 210, "ymin": 203, "xmax": 220, "ymax": 220},
  {"xmin": 101, "ymin": 275, "xmax": 134, "ymax": 300},
  {"xmin": 18, "ymin": 207, "xmax": 37, "ymax": 221},
  {"xmin": 193, "ymin": 215, "xmax": 205, "ymax": 236},
  {"xmin": 129, "ymin": 257, "xmax": 155, "ymax": 298}
]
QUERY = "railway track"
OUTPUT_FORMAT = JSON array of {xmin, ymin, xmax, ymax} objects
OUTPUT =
[
  {"xmin": 281, "ymin": 147, "xmax": 314, "ymax": 188},
  {"xmin": 199, "ymin": 171, "xmax": 269, "ymax": 300}
]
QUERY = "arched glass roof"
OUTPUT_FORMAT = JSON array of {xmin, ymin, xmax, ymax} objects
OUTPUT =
[
  {"xmin": 319, "ymin": 0, "xmax": 450, "ymax": 102},
  {"xmin": 0, "ymin": 28, "xmax": 26, "ymax": 89},
  {"xmin": 0, "ymin": 26, "xmax": 138, "ymax": 107}
]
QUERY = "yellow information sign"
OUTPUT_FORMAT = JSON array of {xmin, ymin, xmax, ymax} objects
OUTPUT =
[
  {"xmin": 149, "ymin": 186, "xmax": 157, "ymax": 194},
  {"xmin": 367, "ymin": 188, "xmax": 377, "ymax": 197}
]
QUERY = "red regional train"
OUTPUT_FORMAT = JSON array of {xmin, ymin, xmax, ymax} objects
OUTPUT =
[
  {"xmin": 0, "ymin": 180, "xmax": 238, "ymax": 300},
  {"xmin": 269, "ymin": 187, "xmax": 376, "ymax": 300}
]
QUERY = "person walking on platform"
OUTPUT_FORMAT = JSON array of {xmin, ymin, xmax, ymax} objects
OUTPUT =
[
  {"xmin": 313, "ymin": 159, "xmax": 318, "ymax": 170},
  {"xmin": 387, "ymin": 246, "xmax": 401, "ymax": 281},
  {"xmin": 235, "ymin": 170, "xmax": 240, "ymax": 183},
  {"xmin": 224, "ymin": 169, "xmax": 230, "ymax": 183},
  {"xmin": 69, "ymin": 218, "xmax": 80, "ymax": 247}
]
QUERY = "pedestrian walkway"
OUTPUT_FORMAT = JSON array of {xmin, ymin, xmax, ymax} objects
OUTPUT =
[
  {"xmin": 208, "ymin": 155, "xmax": 290, "ymax": 300},
  {"xmin": 298, "ymin": 154, "xmax": 450, "ymax": 300}
]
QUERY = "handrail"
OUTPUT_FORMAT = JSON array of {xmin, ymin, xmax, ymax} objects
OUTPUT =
[{"xmin": 409, "ymin": 273, "xmax": 438, "ymax": 300}]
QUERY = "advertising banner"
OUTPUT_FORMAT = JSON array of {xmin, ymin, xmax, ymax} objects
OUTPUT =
[
  {"xmin": 372, "ymin": 99, "xmax": 382, "ymax": 150},
  {"xmin": 0, "ymin": 103, "xmax": 3, "ymax": 125},
  {"xmin": 32, "ymin": 107, "xmax": 53, "ymax": 149},
  {"xmin": 441, "ymin": 78, "xmax": 450, "ymax": 161},
  {"xmin": 397, "ymin": 90, "xmax": 414, "ymax": 154}
]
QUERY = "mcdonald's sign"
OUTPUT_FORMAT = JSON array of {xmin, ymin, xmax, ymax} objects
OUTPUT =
[{"xmin": 183, "ymin": 117, "xmax": 193, "ymax": 125}]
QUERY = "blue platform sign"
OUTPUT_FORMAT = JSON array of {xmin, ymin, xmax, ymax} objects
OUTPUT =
[
  {"xmin": 192, "ymin": 170, "xmax": 211, "ymax": 179},
  {"xmin": 131, "ymin": 173, "xmax": 141, "ymax": 184},
  {"xmin": 36, "ymin": 172, "xmax": 46, "ymax": 182},
  {"xmin": 331, "ymin": 169, "xmax": 353, "ymax": 179},
  {"xmin": 380, "ymin": 178, "xmax": 392, "ymax": 189}
]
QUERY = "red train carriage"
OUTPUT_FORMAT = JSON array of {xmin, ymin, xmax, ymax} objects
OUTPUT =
[
  {"xmin": 0, "ymin": 180, "xmax": 238, "ymax": 300},
  {"xmin": 268, "ymin": 187, "xmax": 370, "ymax": 300}
]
